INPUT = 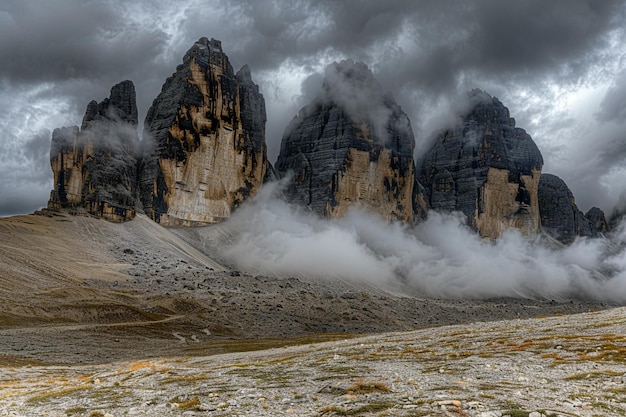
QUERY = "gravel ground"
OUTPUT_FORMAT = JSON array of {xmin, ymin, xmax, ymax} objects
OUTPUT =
[{"xmin": 2, "ymin": 306, "xmax": 625, "ymax": 416}]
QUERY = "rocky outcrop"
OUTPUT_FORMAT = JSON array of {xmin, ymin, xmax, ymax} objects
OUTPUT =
[
  {"xmin": 418, "ymin": 90, "xmax": 543, "ymax": 239},
  {"xmin": 538, "ymin": 174, "xmax": 601, "ymax": 243},
  {"xmin": 140, "ymin": 37, "xmax": 270, "ymax": 226},
  {"xmin": 48, "ymin": 80, "xmax": 139, "ymax": 222},
  {"xmin": 275, "ymin": 60, "xmax": 420, "ymax": 222},
  {"xmin": 585, "ymin": 207, "xmax": 607, "ymax": 234}
]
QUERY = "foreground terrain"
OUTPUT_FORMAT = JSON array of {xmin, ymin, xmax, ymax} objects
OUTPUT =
[
  {"xmin": 2, "ymin": 307, "xmax": 626, "ymax": 416},
  {"xmin": 0, "ymin": 212, "xmax": 623, "ymax": 415}
]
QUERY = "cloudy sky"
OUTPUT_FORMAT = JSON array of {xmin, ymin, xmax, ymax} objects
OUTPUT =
[{"xmin": 1, "ymin": 0, "xmax": 625, "ymax": 217}]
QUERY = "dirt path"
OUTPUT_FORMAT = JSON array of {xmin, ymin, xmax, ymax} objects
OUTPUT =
[{"xmin": 0, "ymin": 314, "xmax": 187, "ymax": 334}]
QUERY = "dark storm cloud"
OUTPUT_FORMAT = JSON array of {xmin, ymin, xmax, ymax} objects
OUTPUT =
[
  {"xmin": 186, "ymin": 0, "xmax": 625, "ymax": 90},
  {"xmin": 195, "ymin": 0, "xmax": 625, "ymax": 167},
  {"xmin": 1, "ymin": 0, "xmax": 626, "ymax": 216},
  {"xmin": 0, "ymin": 0, "xmax": 168, "ymax": 83},
  {"xmin": 598, "ymin": 71, "xmax": 626, "ymax": 123}
]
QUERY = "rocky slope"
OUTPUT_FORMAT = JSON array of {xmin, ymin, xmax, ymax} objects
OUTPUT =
[
  {"xmin": 418, "ymin": 90, "xmax": 544, "ymax": 239},
  {"xmin": 140, "ymin": 37, "xmax": 270, "ymax": 226},
  {"xmin": 48, "ymin": 80, "xmax": 139, "ymax": 222},
  {"xmin": 276, "ymin": 60, "xmax": 424, "ymax": 222},
  {"xmin": 538, "ymin": 173, "xmax": 603, "ymax": 244}
]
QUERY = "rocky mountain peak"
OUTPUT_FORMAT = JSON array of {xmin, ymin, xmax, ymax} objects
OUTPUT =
[
  {"xmin": 180, "ymin": 37, "xmax": 233, "ymax": 76},
  {"xmin": 276, "ymin": 61, "xmax": 423, "ymax": 222},
  {"xmin": 538, "ymin": 173, "xmax": 603, "ymax": 243},
  {"xmin": 418, "ymin": 91, "xmax": 543, "ymax": 238},
  {"xmin": 82, "ymin": 80, "xmax": 138, "ymax": 129},
  {"xmin": 322, "ymin": 59, "xmax": 381, "ymax": 96},
  {"xmin": 48, "ymin": 80, "xmax": 139, "ymax": 222},
  {"xmin": 318, "ymin": 60, "xmax": 397, "ymax": 144},
  {"xmin": 140, "ymin": 37, "xmax": 270, "ymax": 226},
  {"xmin": 586, "ymin": 207, "xmax": 608, "ymax": 234}
]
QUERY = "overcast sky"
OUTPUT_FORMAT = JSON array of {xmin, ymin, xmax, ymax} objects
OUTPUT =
[{"xmin": 1, "ymin": 0, "xmax": 625, "ymax": 217}]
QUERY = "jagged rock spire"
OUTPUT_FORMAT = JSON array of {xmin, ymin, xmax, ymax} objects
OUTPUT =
[
  {"xmin": 48, "ymin": 81, "xmax": 139, "ymax": 222},
  {"xmin": 275, "ymin": 60, "xmax": 424, "ymax": 222},
  {"xmin": 418, "ymin": 90, "xmax": 543, "ymax": 238},
  {"xmin": 140, "ymin": 37, "xmax": 270, "ymax": 226}
]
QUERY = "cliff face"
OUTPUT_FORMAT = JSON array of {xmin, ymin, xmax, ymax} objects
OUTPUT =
[
  {"xmin": 141, "ymin": 37, "xmax": 269, "ymax": 226},
  {"xmin": 275, "ymin": 60, "xmax": 420, "ymax": 222},
  {"xmin": 585, "ymin": 207, "xmax": 607, "ymax": 234},
  {"xmin": 537, "ymin": 173, "xmax": 602, "ymax": 243},
  {"xmin": 418, "ymin": 90, "xmax": 544, "ymax": 239},
  {"xmin": 48, "ymin": 80, "xmax": 139, "ymax": 222}
]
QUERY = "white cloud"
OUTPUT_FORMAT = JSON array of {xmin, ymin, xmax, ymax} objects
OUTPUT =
[{"xmin": 222, "ymin": 183, "xmax": 626, "ymax": 303}]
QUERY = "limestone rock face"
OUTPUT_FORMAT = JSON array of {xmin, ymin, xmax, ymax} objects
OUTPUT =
[
  {"xmin": 418, "ymin": 90, "xmax": 543, "ymax": 238},
  {"xmin": 275, "ymin": 60, "xmax": 419, "ymax": 222},
  {"xmin": 140, "ymin": 37, "xmax": 269, "ymax": 226},
  {"xmin": 538, "ymin": 173, "xmax": 600, "ymax": 243},
  {"xmin": 48, "ymin": 80, "xmax": 139, "ymax": 222}
]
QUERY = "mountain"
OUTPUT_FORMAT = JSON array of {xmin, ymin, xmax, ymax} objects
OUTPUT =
[
  {"xmin": 140, "ymin": 37, "xmax": 271, "ymax": 226},
  {"xmin": 48, "ymin": 80, "xmax": 139, "ymax": 222},
  {"xmin": 275, "ymin": 60, "xmax": 425, "ymax": 222},
  {"xmin": 537, "ymin": 173, "xmax": 604, "ymax": 244},
  {"xmin": 586, "ymin": 207, "xmax": 608, "ymax": 234},
  {"xmin": 418, "ymin": 90, "xmax": 544, "ymax": 239},
  {"xmin": 44, "ymin": 39, "xmax": 613, "ymax": 245}
]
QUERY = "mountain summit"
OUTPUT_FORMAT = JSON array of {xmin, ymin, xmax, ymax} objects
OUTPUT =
[
  {"xmin": 140, "ymin": 37, "xmax": 271, "ymax": 226},
  {"xmin": 276, "ymin": 60, "xmax": 424, "ymax": 222},
  {"xmin": 418, "ymin": 90, "xmax": 544, "ymax": 239},
  {"xmin": 45, "ymin": 39, "xmax": 610, "ymax": 244},
  {"xmin": 48, "ymin": 80, "xmax": 139, "ymax": 222}
]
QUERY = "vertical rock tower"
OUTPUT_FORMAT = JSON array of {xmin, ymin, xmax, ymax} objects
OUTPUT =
[
  {"xmin": 537, "ymin": 173, "xmax": 602, "ymax": 243},
  {"xmin": 276, "ymin": 60, "xmax": 422, "ymax": 222},
  {"xmin": 48, "ymin": 80, "xmax": 139, "ymax": 222},
  {"xmin": 418, "ymin": 90, "xmax": 544, "ymax": 239},
  {"xmin": 140, "ymin": 37, "xmax": 270, "ymax": 226}
]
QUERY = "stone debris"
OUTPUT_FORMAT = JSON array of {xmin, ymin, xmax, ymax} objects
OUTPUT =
[{"xmin": 2, "ymin": 306, "xmax": 625, "ymax": 416}]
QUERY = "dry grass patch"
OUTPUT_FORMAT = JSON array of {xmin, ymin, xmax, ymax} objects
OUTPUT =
[
  {"xmin": 169, "ymin": 395, "xmax": 201, "ymax": 411},
  {"xmin": 564, "ymin": 370, "xmax": 624, "ymax": 381},
  {"xmin": 126, "ymin": 361, "xmax": 157, "ymax": 372},
  {"xmin": 320, "ymin": 402, "xmax": 395, "ymax": 415},
  {"xmin": 26, "ymin": 385, "xmax": 91, "ymax": 404},
  {"xmin": 343, "ymin": 379, "xmax": 391, "ymax": 395}
]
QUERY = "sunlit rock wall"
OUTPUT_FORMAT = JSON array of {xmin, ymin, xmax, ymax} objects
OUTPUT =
[{"xmin": 141, "ymin": 38, "xmax": 269, "ymax": 226}]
